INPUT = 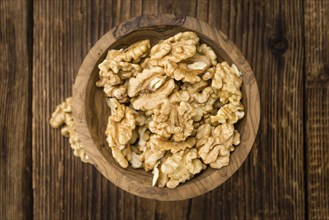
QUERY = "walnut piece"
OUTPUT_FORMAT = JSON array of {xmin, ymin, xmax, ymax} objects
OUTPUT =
[
  {"xmin": 180, "ymin": 81, "xmax": 217, "ymax": 121},
  {"xmin": 162, "ymin": 60, "xmax": 201, "ymax": 83},
  {"xmin": 160, "ymin": 31, "xmax": 199, "ymax": 63},
  {"xmin": 212, "ymin": 62, "xmax": 243, "ymax": 104},
  {"xmin": 186, "ymin": 53, "xmax": 211, "ymax": 72},
  {"xmin": 152, "ymin": 148, "xmax": 206, "ymax": 188},
  {"xmin": 131, "ymin": 79, "xmax": 176, "ymax": 111},
  {"xmin": 148, "ymin": 32, "xmax": 207, "ymax": 84},
  {"xmin": 210, "ymin": 102, "xmax": 244, "ymax": 125},
  {"xmin": 127, "ymin": 67, "xmax": 166, "ymax": 97},
  {"xmin": 107, "ymin": 39, "xmax": 151, "ymax": 62},
  {"xmin": 148, "ymin": 99, "xmax": 194, "ymax": 141},
  {"xmin": 96, "ymin": 40, "xmax": 151, "ymax": 103},
  {"xmin": 195, "ymin": 123, "xmax": 241, "ymax": 168},
  {"xmin": 105, "ymin": 98, "xmax": 136, "ymax": 168},
  {"xmin": 149, "ymin": 42, "xmax": 172, "ymax": 60},
  {"xmin": 98, "ymin": 60, "xmax": 141, "ymax": 78},
  {"xmin": 49, "ymin": 97, "xmax": 90, "ymax": 163}
]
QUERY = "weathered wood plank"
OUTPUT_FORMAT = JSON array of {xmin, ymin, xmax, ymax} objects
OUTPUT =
[
  {"xmin": 304, "ymin": 0, "xmax": 329, "ymax": 218},
  {"xmin": 0, "ymin": 0, "xmax": 32, "ymax": 219},
  {"xmin": 33, "ymin": 1, "xmax": 92, "ymax": 219}
]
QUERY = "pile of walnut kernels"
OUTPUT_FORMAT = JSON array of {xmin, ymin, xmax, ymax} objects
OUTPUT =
[{"xmin": 50, "ymin": 31, "xmax": 244, "ymax": 188}]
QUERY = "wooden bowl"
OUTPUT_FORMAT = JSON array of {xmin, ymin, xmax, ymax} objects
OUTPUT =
[{"xmin": 72, "ymin": 14, "xmax": 260, "ymax": 201}]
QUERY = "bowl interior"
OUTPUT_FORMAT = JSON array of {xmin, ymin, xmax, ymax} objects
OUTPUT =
[{"xmin": 85, "ymin": 26, "xmax": 248, "ymax": 188}]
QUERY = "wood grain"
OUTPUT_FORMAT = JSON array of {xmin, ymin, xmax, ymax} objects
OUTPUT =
[
  {"xmin": 33, "ymin": 1, "xmax": 96, "ymax": 219},
  {"xmin": 304, "ymin": 0, "xmax": 329, "ymax": 218},
  {"xmin": 0, "ymin": 1, "xmax": 32, "ymax": 220}
]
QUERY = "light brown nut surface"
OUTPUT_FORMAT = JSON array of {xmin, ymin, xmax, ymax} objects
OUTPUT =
[
  {"xmin": 130, "ymin": 79, "xmax": 176, "ymax": 111},
  {"xmin": 162, "ymin": 60, "xmax": 201, "ymax": 83},
  {"xmin": 105, "ymin": 98, "xmax": 136, "ymax": 168},
  {"xmin": 160, "ymin": 31, "xmax": 199, "ymax": 63},
  {"xmin": 197, "ymin": 43, "xmax": 218, "ymax": 66},
  {"xmin": 149, "ymin": 135, "xmax": 196, "ymax": 153},
  {"xmin": 148, "ymin": 99, "xmax": 194, "ymax": 142},
  {"xmin": 156, "ymin": 148, "xmax": 206, "ymax": 188},
  {"xmin": 96, "ymin": 40, "xmax": 150, "ymax": 103},
  {"xmin": 143, "ymin": 148, "xmax": 165, "ymax": 171},
  {"xmin": 127, "ymin": 67, "xmax": 166, "ymax": 97},
  {"xmin": 210, "ymin": 102, "xmax": 244, "ymax": 125},
  {"xmin": 196, "ymin": 123, "xmax": 240, "ymax": 168},
  {"xmin": 212, "ymin": 62, "xmax": 243, "ymax": 104},
  {"xmin": 149, "ymin": 42, "xmax": 171, "ymax": 60},
  {"xmin": 106, "ymin": 39, "xmax": 151, "ymax": 62}
]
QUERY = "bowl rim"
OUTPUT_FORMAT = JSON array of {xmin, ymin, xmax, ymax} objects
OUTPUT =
[{"xmin": 72, "ymin": 14, "xmax": 260, "ymax": 201}]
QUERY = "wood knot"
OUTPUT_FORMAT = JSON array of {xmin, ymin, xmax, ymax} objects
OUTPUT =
[
  {"xmin": 113, "ymin": 14, "xmax": 185, "ymax": 39},
  {"xmin": 268, "ymin": 37, "xmax": 288, "ymax": 55}
]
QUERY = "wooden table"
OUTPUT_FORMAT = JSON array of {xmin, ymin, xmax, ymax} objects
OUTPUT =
[{"xmin": 1, "ymin": 0, "xmax": 328, "ymax": 219}]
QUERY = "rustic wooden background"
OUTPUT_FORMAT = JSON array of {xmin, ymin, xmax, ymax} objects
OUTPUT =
[{"xmin": 0, "ymin": 0, "xmax": 328, "ymax": 219}]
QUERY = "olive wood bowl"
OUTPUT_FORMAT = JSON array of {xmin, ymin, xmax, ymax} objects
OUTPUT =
[{"xmin": 72, "ymin": 14, "xmax": 260, "ymax": 201}]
